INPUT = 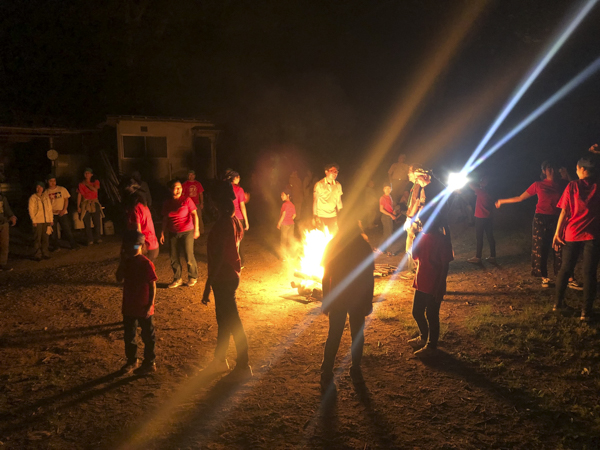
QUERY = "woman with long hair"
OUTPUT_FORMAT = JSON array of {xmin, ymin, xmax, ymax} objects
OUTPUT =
[{"xmin": 125, "ymin": 189, "xmax": 159, "ymax": 261}]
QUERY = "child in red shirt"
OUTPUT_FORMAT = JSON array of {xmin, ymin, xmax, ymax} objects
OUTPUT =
[
  {"xmin": 116, "ymin": 230, "xmax": 158, "ymax": 374},
  {"xmin": 467, "ymin": 175, "xmax": 496, "ymax": 264},
  {"xmin": 379, "ymin": 183, "xmax": 399, "ymax": 256},
  {"xmin": 277, "ymin": 188, "xmax": 296, "ymax": 261},
  {"xmin": 408, "ymin": 220, "xmax": 453, "ymax": 357}
]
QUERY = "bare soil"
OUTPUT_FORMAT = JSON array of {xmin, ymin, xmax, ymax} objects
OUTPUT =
[{"xmin": 1, "ymin": 211, "xmax": 599, "ymax": 449}]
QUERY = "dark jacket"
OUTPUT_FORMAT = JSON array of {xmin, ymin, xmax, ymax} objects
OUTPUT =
[{"xmin": 321, "ymin": 232, "xmax": 375, "ymax": 316}]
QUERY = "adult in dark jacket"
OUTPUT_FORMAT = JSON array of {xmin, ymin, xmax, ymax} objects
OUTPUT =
[{"xmin": 320, "ymin": 216, "xmax": 375, "ymax": 393}]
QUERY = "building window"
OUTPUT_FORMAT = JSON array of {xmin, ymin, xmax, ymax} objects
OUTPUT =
[{"xmin": 123, "ymin": 136, "xmax": 167, "ymax": 158}]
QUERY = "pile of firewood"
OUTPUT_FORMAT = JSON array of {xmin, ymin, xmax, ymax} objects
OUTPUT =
[{"xmin": 374, "ymin": 264, "xmax": 398, "ymax": 277}]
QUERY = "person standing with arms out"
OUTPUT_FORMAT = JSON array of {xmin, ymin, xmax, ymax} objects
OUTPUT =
[
  {"xmin": 202, "ymin": 181, "xmax": 251, "ymax": 379},
  {"xmin": 29, "ymin": 181, "xmax": 53, "ymax": 261},
  {"xmin": 408, "ymin": 215, "xmax": 454, "ymax": 357},
  {"xmin": 467, "ymin": 175, "xmax": 496, "ymax": 264},
  {"xmin": 45, "ymin": 175, "xmax": 77, "ymax": 250},
  {"xmin": 313, "ymin": 163, "xmax": 343, "ymax": 234},
  {"xmin": 496, "ymin": 161, "xmax": 569, "ymax": 287},
  {"xmin": 320, "ymin": 214, "xmax": 374, "ymax": 393},
  {"xmin": 126, "ymin": 191, "xmax": 159, "ymax": 262},
  {"xmin": 160, "ymin": 180, "xmax": 200, "ymax": 288},
  {"xmin": 380, "ymin": 183, "xmax": 399, "ymax": 256},
  {"xmin": 553, "ymin": 157, "xmax": 600, "ymax": 321},
  {"xmin": 277, "ymin": 187, "xmax": 296, "ymax": 261},
  {"xmin": 182, "ymin": 170, "xmax": 205, "ymax": 236},
  {"xmin": 224, "ymin": 170, "xmax": 249, "ymax": 266},
  {"xmin": 388, "ymin": 154, "xmax": 410, "ymax": 194},
  {"xmin": 116, "ymin": 230, "xmax": 158, "ymax": 375},
  {"xmin": 0, "ymin": 188, "xmax": 17, "ymax": 271},
  {"xmin": 77, "ymin": 168, "xmax": 103, "ymax": 246}
]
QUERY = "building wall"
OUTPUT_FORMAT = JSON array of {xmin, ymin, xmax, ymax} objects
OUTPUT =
[{"xmin": 115, "ymin": 119, "xmax": 217, "ymax": 185}]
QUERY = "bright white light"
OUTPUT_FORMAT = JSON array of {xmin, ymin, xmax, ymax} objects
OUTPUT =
[{"xmin": 447, "ymin": 172, "xmax": 469, "ymax": 191}]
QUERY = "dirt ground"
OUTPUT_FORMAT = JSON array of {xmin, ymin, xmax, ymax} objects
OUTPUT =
[{"xmin": 1, "ymin": 208, "xmax": 600, "ymax": 449}]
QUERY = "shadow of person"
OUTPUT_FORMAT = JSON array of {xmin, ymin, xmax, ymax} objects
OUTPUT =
[{"xmin": 351, "ymin": 381, "xmax": 399, "ymax": 447}]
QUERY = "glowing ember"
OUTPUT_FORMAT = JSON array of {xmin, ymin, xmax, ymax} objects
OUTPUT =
[{"xmin": 299, "ymin": 228, "xmax": 334, "ymax": 281}]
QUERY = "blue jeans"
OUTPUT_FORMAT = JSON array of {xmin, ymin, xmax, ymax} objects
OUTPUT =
[{"xmin": 169, "ymin": 230, "xmax": 197, "ymax": 281}]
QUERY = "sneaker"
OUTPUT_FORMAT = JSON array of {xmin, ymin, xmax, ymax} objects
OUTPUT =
[
  {"xmin": 87, "ymin": 241, "xmax": 94, "ymax": 246},
  {"xmin": 134, "ymin": 361, "xmax": 156, "ymax": 375},
  {"xmin": 120, "ymin": 359, "xmax": 139, "ymax": 374},
  {"xmin": 185, "ymin": 278, "xmax": 197, "ymax": 287},
  {"xmin": 349, "ymin": 366, "xmax": 364, "ymax": 385},
  {"xmin": 203, "ymin": 358, "xmax": 230, "ymax": 374},
  {"xmin": 568, "ymin": 280, "xmax": 583, "ymax": 291},
  {"xmin": 95, "ymin": 239, "xmax": 103, "ymax": 244},
  {"xmin": 414, "ymin": 345, "xmax": 437, "ymax": 358},
  {"xmin": 486, "ymin": 256, "xmax": 497, "ymax": 264},
  {"xmin": 408, "ymin": 336, "xmax": 426, "ymax": 350},
  {"xmin": 467, "ymin": 257, "xmax": 481, "ymax": 264},
  {"xmin": 168, "ymin": 278, "xmax": 183, "ymax": 288},
  {"xmin": 0, "ymin": 266, "xmax": 13, "ymax": 272},
  {"xmin": 553, "ymin": 303, "xmax": 574, "ymax": 312}
]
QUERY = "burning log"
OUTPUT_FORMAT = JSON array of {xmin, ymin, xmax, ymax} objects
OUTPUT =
[{"xmin": 293, "ymin": 271, "xmax": 322, "ymax": 283}]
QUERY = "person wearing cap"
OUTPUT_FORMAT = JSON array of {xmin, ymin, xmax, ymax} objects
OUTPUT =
[
  {"xmin": 182, "ymin": 170, "xmax": 204, "ymax": 235},
  {"xmin": 116, "ymin": 230, "xmax": 158, "ymax": 374},
  {"xmin": 553, "ymin": 156, "xmax": 600, "ymax": 321},
  {"xmin": 313, "ymin": 163, "xmax": 343, "ymax": 234},
  {"xmin": 277, "ymin": 187, "xmax": 296, "ymax": 261},
  {"xmin": 0, "ymin": 189, "xmax": 17, "ymax": 271},
  {"xmin": 28, "ymin": 181, "xmax": 53, "ymax": 261},
  {"xmin": 44, "ymin": 175, "xmax": 77, "ymax": 250},
  {"xmin": 496, "ymin": 161, "xmax": 569, "ymax": 288},
  {"xmin": 77, "ymin": 168, "xmax": 103, "ymax": 245},
  {"xmin": 201, "ymin": 180, "xmax": 250, "ymax": 379}
]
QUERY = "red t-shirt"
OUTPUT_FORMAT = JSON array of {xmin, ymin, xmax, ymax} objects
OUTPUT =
[
  {"xmin": 280, "ymin": 200, "xmax": 296, "ymax": 225},
  {"xmin": 412, "ymin": 232, "xmax": 454, "ymax": 296},
  {"xmin": 473, "ymin": 187, "xmax": 493, "ymax": 219},
  {"xmin": 557, "ymin": 179, "xmax": 600, "ymax": 242},
  {"xmin": 207, "ymin": 215, "xmax": 244, "ymax": 281},
  {"xmin": 128, "ymin": 204, "xmax": 158, "ymax": 250},
  {"xmin": 526, "ymin": 180, "xmax": 567, "ymax": 215},
  {"xmin": 122, "ymin": 254, "xmax": 158, "ymax": 318},
  {"xmin": 233, "ymin": 184, "xmax": 246, "ymax": 220},
  {"xmin": 182, "ymin": 180, "xmax": 204, "ymax": 205},
  {"xmin": 380, "ymin": 194, "xmax": 393, "ymax": 215},
  {"xmin": 161, "ymin": 197, "xmax": 197, "ymax": 234},
  {"xmin": 78, "ymin": 180, "xmax": 100, "ymax": 200}
]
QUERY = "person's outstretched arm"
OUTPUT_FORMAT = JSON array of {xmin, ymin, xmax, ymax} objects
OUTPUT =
[{"xmin": 496, "ymin": 191, "xmax": 532, "ymax": 208}]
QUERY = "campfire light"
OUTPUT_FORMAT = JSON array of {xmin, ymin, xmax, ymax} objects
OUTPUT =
[{"xmin": 299, "ymin": 228, "xmax": 333, "ymax": 281}]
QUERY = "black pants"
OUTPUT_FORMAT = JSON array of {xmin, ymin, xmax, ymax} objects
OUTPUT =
[
  {"xmin": 123, "ymin": 315, "xmax": 156, "ymax": 363},
  {"xmin": 51, "ymin": 214, "xmax": 77, "ymax": 248},
  {"xmin": 412, "ymin": 290, "xmax": 441, "ymax": 349},
  {"xmin": 321, "ymin": 308, "xmax": 365, "ymax": 377},
  {"xmin": 33, "ymin": 223, "xmax": 50, "ymax": 258},
  {"xmin": 238, "ymin": 219, "xmax": 246, "ymax": 266},
  {"xmin": 83, "ymin": 209, "xmax": 102, "ymax": 243},
  {"xmin": 556, "ymin": 239, "xmax": 600, "ymax": 315},
  {"xmin": 213, "ymin": 279, "xmax": 249, "ymax": 366},
  {"xmin": 169, "ymin": 230, "xmax": 197, "ymax": 280},
  {"xmin": 475, "ymin": 217, "xmax": 496, "ymax": 258},
  {"xmin": 531, "ymin": 213, "xmax": 561, "ymax": 278}
]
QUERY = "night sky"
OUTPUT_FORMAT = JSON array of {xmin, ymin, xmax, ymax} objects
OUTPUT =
[{"xmin": 1, "ymin": 0, "xmax": 599, "ymax": 188}]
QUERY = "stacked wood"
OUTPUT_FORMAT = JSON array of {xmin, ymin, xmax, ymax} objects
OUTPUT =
[{"xmin": 374, "ymin": 264, "xmax": 398, "ymax": 277}]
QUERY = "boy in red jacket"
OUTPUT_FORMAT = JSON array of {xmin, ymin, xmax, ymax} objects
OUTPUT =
[{"xmin": 116, "ymin": 230, "xmax": 158, "ymax": 374}]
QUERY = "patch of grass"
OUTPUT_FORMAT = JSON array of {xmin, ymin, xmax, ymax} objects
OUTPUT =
[{"xmin": 374, "ymin": 309, "xmax": 399, "ymax": 321}]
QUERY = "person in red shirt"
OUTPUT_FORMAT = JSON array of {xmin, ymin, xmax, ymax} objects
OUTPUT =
[
  {"xmin": 496, "ymin": 161, "xmax": 569, "ymax": 287},
  {"xmin": 116, "ymin": 230, "xmax": 158, "ymax": 374},
  {"xmin": 201, "ymin": 181, "xmax": 250, "ymax": 379},
  {"xmin": 277, "ymin": 187, "xmax": 296, "ymax": 261},
  {"xmin": 77, "ymin": 168, "xmax": 103, "ymax": 245},
  {"xmin": 379, "ymin": 183, "xmax": 399, "ymax": 256},
  {"xmin": 408, "ymin": 217, "xmax": 453, "ymax": 357},
  {"xmin": 467, "ymin": 175, "xmax": 496, "ymax": 264},
  {"xmin": 125, "ymin": 191, "xmax": 159, "ymax": 261},
  {"xmin": 182, "ymin": 170, "xmax": 205, "ymax": 235},
  {"xmin": 553, "ymin": 157, "xmax": 600, "ymax": 321},
  {"xmin": 160, "ymin": 180, "xmax": 200, "ymax": 288},
  {"xmin": 225, "ymin": 169, "xmax": 249, "ymax": 266}
]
